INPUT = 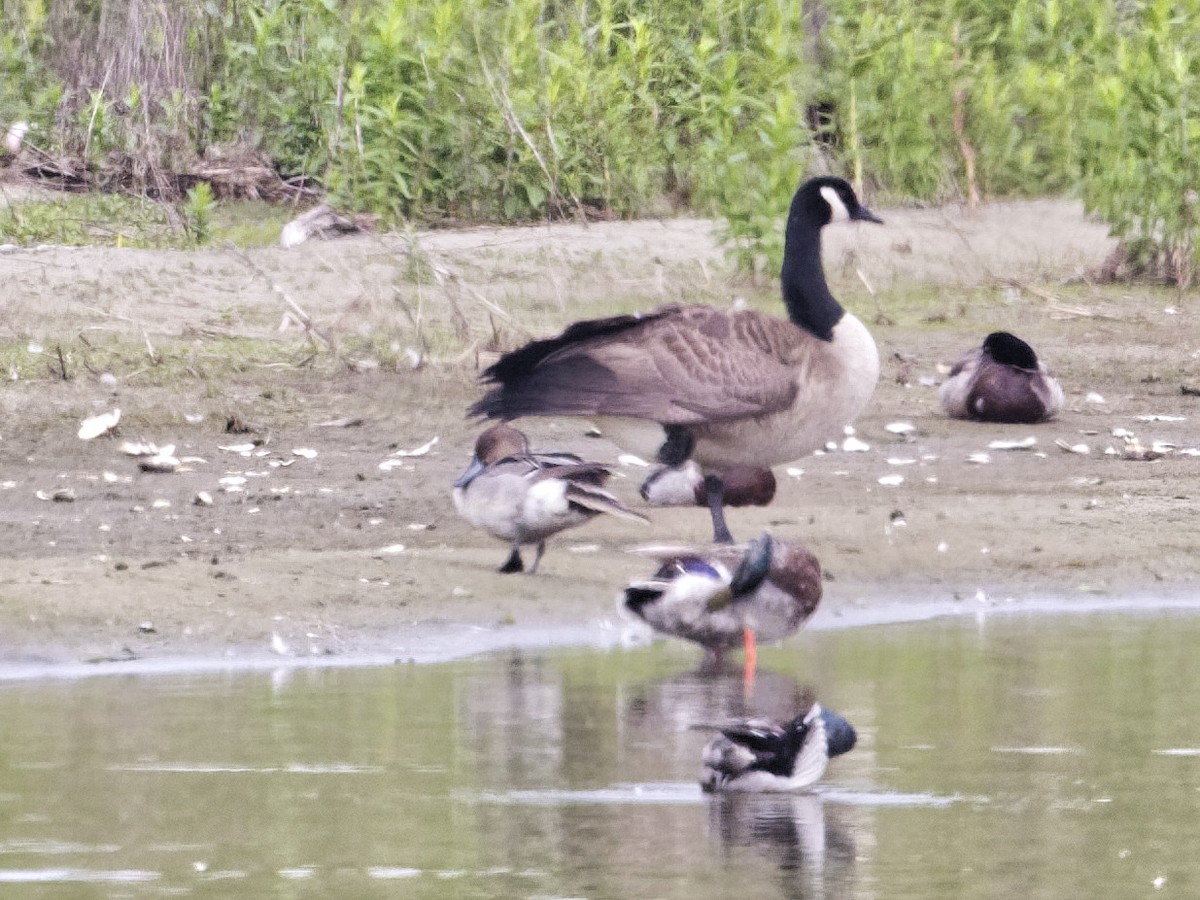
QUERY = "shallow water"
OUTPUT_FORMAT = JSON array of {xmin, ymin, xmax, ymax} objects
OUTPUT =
[{"xmin": 2, "ymin": 611, "xmax": 1199, "ymax": 898}]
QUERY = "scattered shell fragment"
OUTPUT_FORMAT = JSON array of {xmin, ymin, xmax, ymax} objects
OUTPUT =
[
  {"xmin": 292, "ymin": 448, "xmax": 318, "ymax": 459},
  {"xmin": 1121, "ymin": 436, "xmax": 1167, "ymax": 461},
  {"xmin": 36, "ymin": 488, "xmax": 76, "ymax": 502},
  {"xmin": 151, "ymin": 499, "xmax": 171, "ymax": 509},
  {"xmin": 406, "ymin": 522, "xmax": 433, "ymax": 531},
  {"xmin": 887, "ymin": 457, "xmax": 917, "ymax": 466},
  {"xmin": 121, "ymin": 441, "xmax": 161, "ymax": 457},
  {"xmin": 842, "ymin": 436, "xmax": 871, "ymax": 452},
  {"xmin": 885, "ymin": 421, "xmax": 916, "ymax": 436},
  {"xmin": 194, "ymin": 491, "xmax": 214, "ymax": 506},
  {"xmin": 78, "ymin": 409, "xmax": 121, "ymax": 440},
  {"xmin": 219, "ymin": 475, "xmax": 248, "ymax": 489},
  {"xmin": 988, "ymin": 437, "xmax": 1037, "ymax": 451},
  {"xmin": 617, "ymin": 453, "xmax": 650, "ymax": 467},
  {"xmin": 785, "ymin": 467, "xmax": 803, "ymax": 479},
  {"xmin": 1054, "ymin": 440, "xmax": 1091, "ymax": 455},
  {"xmin": 219, "ymin": 442, "xmax": 257, "ymax": 455},
  {"xmin": 877, "ymin": 474, "xmax": 904, "ymax": 486},
  {"xmin": 967, "ymin": 453, "xmax": 991, "ymax": 465},
  {"xmin": 138, "ymin": 622, "xmax": 157, "ymax": 634},
  {"xmin": 1111, "ymin": 427, "xmax": 1135, "ymax": 438},
  {"xmin": 377, "ymin": 544, "xmax": 407, "ymax": 554},
  {"xmin": 140, "ymin": 447, "xmax": 181, "ymax": 473},
  {"xmin": 1085, "ymin": 392, "xmax": 1106, "ymax": 405},
  {"xmin": 392, "ymin": 436, "xmax": 439, "ymax": 458}
]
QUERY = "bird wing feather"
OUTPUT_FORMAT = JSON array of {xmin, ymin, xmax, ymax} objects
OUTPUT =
[{"xmin": 473, "ymin": 306, "xmax": 806, "ymax": 424}]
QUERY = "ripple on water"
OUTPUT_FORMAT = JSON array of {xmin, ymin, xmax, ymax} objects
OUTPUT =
[
  {"xmin": 0, "ymin": 869, "xmax": 160, "ymax": 884},
  {"xmin": 479, "ymin": 782, "xmax": 964, "ymax": 809}
]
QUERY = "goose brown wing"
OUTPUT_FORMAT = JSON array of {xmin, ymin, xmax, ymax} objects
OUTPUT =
[{"xmin": 471, "ymin": 306, "xmax": 800, "ymax": 424}]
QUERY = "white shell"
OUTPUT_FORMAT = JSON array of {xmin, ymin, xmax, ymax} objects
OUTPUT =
[
  {"xmin": 877, "ymin": 474, "xmax": 904, "ymax": 486},
  {"xmin": 292, "ymin": 448, "xmax": 318, "ymax": 459},
  {"xmin": 392, "ymin": 436, "xmax": 439, "ymax": 458},
  {"xmin": 988, "ymin": 437, "xmax": 1037, "ymax": 451},
  {"xmin": 78, "ymin": 408, "xmax": 121, "ymax": 440}
]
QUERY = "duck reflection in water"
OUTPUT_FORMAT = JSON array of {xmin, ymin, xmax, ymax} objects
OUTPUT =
[{"xmin": 708, "ymin": 792, "xmax": 859, "ymax": 900}]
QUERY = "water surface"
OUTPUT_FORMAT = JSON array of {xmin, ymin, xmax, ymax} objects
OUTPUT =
[{"xmin": 1, "ymin": 611, "xmax": 1198, "ymax": 898}]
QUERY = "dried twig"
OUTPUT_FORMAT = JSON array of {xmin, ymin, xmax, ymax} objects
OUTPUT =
[{"xmin": 224, "ymin": 243, "xmax": 333, "ymax": 351}]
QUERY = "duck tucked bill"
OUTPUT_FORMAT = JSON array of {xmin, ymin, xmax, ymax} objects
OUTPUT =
[
  {"xmin": 939, "ymin": 331, "xmax": 1064, "ymax": 424},
  {"xmin": 700, "ymin": 702, "xmax": 858, "ymax": 792}
]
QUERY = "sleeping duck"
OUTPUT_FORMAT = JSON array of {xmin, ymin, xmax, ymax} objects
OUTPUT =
[
  {"xmin": 622, "ymin": 533, "xmax": 821, "ymax": 673},
  {"xmin": 470, "ymin": 176, "xmax": 883, "ymax": 544},
  {"xmin": 700, "ymin": 703, "xmax": 858, "ymax": 792},
  {"xmin": 453, "ymin": 423, "xmax": 647, "ymax": 574},
  {"xmin": 939, "ymin": 331, "xmax": 1064, "ymax": 424},
  {"xmin": 639, "ymin": 461, "xmax": 776, "ymax": 510}
]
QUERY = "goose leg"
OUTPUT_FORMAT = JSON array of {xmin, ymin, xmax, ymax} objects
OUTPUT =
[
  {"xmin": 526, "ymin": 541, "xmax": 547, "ymax": 575},
  {"xmin": 656, "ymin": 426, "xmax": 695, "ymax": 467},
  {"xmin": 702, "ymin": 474, "xmax": 735, "ymax": 544},
  {"xmin": 498, "ymin": 545, "xmax": 524, "ymax": 574}
]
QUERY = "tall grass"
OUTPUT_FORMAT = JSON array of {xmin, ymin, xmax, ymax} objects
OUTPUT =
[{"xmin": 4, "ymin": 0, "xmax": 1200, "ymax": 280}]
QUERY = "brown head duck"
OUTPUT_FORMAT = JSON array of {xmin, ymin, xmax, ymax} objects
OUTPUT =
[{"xmin": 453, "ymin": 423, "xmax": 646, "ymax": 574}]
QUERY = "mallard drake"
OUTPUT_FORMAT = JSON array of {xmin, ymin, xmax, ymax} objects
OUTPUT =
[
  {"xmin": 700, "ymin": 703, "xmax": 857, "ymax": 792},
  {"xmin": 470, "ymin": 176, "xmax": 883, "ymax": 544},
  {"xmin": 622, "ymin": 533, "xmax": 821, "ymax": 673},
  {"xmin": 453, "ymin": 423, "xmax": 647, "ymax": 574},
  {"xmin": 939, "ymin": 331, "xmax": 1064, "ymax": 424}
]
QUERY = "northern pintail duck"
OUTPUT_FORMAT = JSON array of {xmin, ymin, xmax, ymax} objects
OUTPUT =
[
  {"xmin": 939, "ymin": 331, "xmax": 1064, "ymax": 423},
  {"xmin": 453, "ymin": 423, "xmax": 647, "ymax": 574},
  {"xmin": 700, "ymin": 703, "xmax": 857, "ymax": 792},
  {"xmin": 622, "ymin": 533, "xmax": 821, "ymax": 673},
  {"xmin": 470, "ymin": 176, "xmax": 883, "ymax": 544}
]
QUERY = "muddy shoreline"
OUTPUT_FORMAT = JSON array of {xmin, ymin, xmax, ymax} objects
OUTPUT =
[{"xmin": 4, "ymin": 196, "xmax": 1200, "ymax": 674}]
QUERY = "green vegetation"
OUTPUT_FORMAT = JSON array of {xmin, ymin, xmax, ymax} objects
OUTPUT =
[{"xmin": 2, "ymin": 0, "xmax": 1200, "ymax": 280}]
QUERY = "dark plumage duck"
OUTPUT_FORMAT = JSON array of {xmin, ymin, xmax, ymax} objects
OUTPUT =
[
  {"xmin": 700, "ymin": 703, "xmax": 858, "ymax": 792},
  {"xmin": 469, "ymin": 176, "xmax": 883, "ymax": 544},
  {"xmin": 939, "ymin": 331, "xmax": 1064, "ymax": 424},
  {"xmin": 622, "ymin": 533, "xmax": 821, "ymax": 673},
  {"xmin": 452, "ymin": 423, "xmax": 647, "ymax": 574}
]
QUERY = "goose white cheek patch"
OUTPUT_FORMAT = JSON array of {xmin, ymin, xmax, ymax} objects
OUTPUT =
[{"xmin": 820, "ymin": 185, "xmax": 851, "ymax": 222}]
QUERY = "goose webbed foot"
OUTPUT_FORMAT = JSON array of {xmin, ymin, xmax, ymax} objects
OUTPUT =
[
  {"xmin": 657, "ymin": 426, "xmax": 695, "ymax": 467},
  {"xmin": 498, "ymin": 545, "xmax": 524, "ymax": 574},
  {"xmin": 526, "ymin": 541, "xmax": 547, "ymax": 575},
  {"xmin": 702, "ymin": 474, "xmax": 735, "ymax": 545}
]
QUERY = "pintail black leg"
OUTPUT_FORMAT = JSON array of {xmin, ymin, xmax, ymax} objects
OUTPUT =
[
  {"xmin": 499, "ymin": 545, "xmax": 524, "ymax": 574},
  {"xmin": 526, "ymin": 541, "xmax": 546, "ymax": 575},
  {"xmin": 656, "ymin": 426, "xmax": 695, "ymax": 467},
  {"xmin": 703, "ymin": 474, "xmax": 735, "ymax": 545}
]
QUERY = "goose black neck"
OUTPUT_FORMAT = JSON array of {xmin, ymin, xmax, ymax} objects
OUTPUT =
[{"xmin": 781, "ymin": 199, "xmax": 843, "ymax": 342}]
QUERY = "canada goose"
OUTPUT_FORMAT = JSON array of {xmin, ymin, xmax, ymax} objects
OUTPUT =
[
  {"xmin": 700, "ymin": 703, "xmax": 858, "ymax": 792},
  {"xmin": 622, "ymin": 533, "xmax": 821, "ymax": 675},
  {"xmin": 453, "ymin": 423, "xmax": 647, "ymax": 574},
  {"xmin": 939, "ymin": 331, "xmax": 1064, "ymax": 424},
  {"xmin": 469, "ymin": 176, "xmax": 883, "ymax": 543}
]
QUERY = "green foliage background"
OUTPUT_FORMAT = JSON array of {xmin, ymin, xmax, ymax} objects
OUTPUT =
[{"xmin": 3, "ymin": 0, "xmax": 1200, "ymax": 277}]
